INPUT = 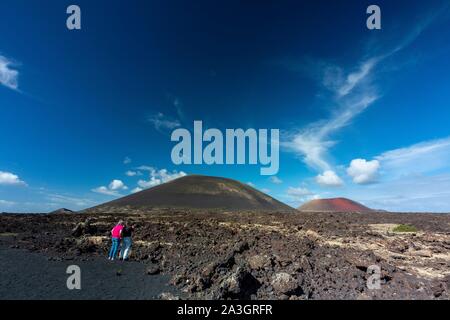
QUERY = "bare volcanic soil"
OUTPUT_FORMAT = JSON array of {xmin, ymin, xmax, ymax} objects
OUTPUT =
[{"xmin": 0, "ymin": 210, "xmax": 449, "ymax": 300}]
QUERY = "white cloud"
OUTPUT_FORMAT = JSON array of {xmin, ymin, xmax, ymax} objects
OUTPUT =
[
  {"xmin": 0, "ymin": 55, "xmax": 19, "ymax": 90},
  {"xmin": 92, "ymin": 179, "xmax": 128, "ymax": 196},
  {"xmin": 347, "ymin": 158, "xmax": 380, "ymax": 184},
  {"xmin": 0, "ymin": 171, "xmax": 26, "ymax": 186},
  {"xmin": 331, "ymin": 136, "xmax": 450, "ymax": 212},
  {"xmin": 247, "ymin": 182, "xmax": 256, "ymax": 187},
  {"xmin": 138, "ymin": 177, "xmax": 162, "ymax": 188},
  {"xmin": 137, "ymin": 167, "xmax": 187, "ymax": 189},
  {"xmin": 135, "ymin": 165, "xmax": 154, "ymax": 171},
  {"xmin": 148, "ymin": 113, "xmax": 181, "ymax": 131},
  {"xmin": 287, "ymin": 187, "xmax": 314, "ymax": 197},
  {"xmin": 261, "ymin": 188, "xmax": 271, "ymax": 194},
  {"xmin": 315, "ymin": 170, "xmax": 343, "ymax": 187},
  {"xmin": 109, "ymin": 179, "xmax": 128, "ymax": 191},
  {"xmin": 92, "ymin": 186, "xmax": 120, "ymax": 197},
  {"xmin": 46, "ymin": 193, "xmax": 95, "ymax": 208},
  {"xmin": 0, "ymin": 199, "xmax": 15, "ymax": 206},
  {"xmin": 269, "ymin": 176, "xmax": 283, "ymax": 184},
  {"xmin": 125, "ymin": 170, "xmax": 140, "ymax": 177},
  {"xmin": 131, "ymin": 187, "xmax": 143, "ymax": 194},
  {"xmin": 285, "ymin": 186, "xmax": 319, "ymax": 203},
  {"xmin": 123, "ymin": 157, "xmax": 132, "ymax": 164}
]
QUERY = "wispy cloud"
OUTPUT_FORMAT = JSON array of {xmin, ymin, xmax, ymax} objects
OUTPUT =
[
  {"xmin": 0, "ymin": 55, "xmax": 19, "ymax": 90},
  {"xmin": 287, "ymin": 186, "xmax": 313, "ymax": 197},
  {"xmin": 125, "ymin": 170, "xmax": 141, "ymax": 177},
  {"xmin": 376, "ymin": 136, "xmax": 450, "ymax": 176},
  {"xmin": 0, "ymin": 199, "xmax": 15, "ymax": 207},
  {"xmin": 269, "ymin": 176, "xmax": 283, "ymax": 184},
  {"xmin": 123, "ymin": 157, "xmax": 132, "ymax": 164},
  {"xmin": 137, "ymin": 167, "xmax": 186, "ymax": 189},
  {"xmin": 135, "ymin": 165, "xmax": 154, "ymax": 171},
  {"xmin": 285, "ymin": 186, "xmax": 319, "ymax": 204},
  {"xmin": 282, "ymin": 50, "xmax": 381, "ymax": 176},
  {"xmin": 349, "ymin": 174, "xmax": 450, "ymax": 212},
  {"xmin": 284, "ymin": 94, "xmax": 378, "ymax": 172},
  {"xmin": 91, "ymin": 186, "xmax": 120, "ymax": 196},
  {"xmin": 336, "ymin": 58, "xmax": 378, "ymax": 97},
  {"xmin": 46, "ymin": 193, "xmax": 95, "ymax": 208},
  {"xmin": 148, "ymin": 112, "xmax": 181, "ymax": 131},
  {"xmin": 282, "ymin": 13, "xmax": 442, "ymax": 185},
  {"xmin": 0, "ymin": 171, "xmax": 26, "ymax": 186}
]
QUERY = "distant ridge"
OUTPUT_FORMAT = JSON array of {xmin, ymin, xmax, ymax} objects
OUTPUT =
[
  {"xmin": 48, "ymin": 208, "xmax": 76, "ymax": 215},
  {"xmin": 86, "ymin": 175, "xmax": 293, "ymax": 212},
  {"xmin": 298, "ymin": 198, "xmax": 373, "ymax": 213}
]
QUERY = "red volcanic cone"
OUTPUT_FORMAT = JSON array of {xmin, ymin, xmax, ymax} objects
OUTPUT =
[{"xmin": 298, "ymin": 198, "xmax": 373, "ymax": 213}]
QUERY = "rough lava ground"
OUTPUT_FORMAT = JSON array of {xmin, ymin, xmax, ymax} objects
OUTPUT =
[{"xmin": 0, "ymin": 210, "xmax": 449, "ymax": 300}]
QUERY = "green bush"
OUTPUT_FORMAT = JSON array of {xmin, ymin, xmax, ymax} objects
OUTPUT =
[{"xmin": 392, "ymin": 224, "xmax": 418, "ymax": 233}]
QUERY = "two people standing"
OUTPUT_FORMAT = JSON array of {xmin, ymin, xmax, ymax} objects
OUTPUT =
[
  {"xmin": 120, "ymin": 223, "xmax": 134, "ymax": 260},
  {"xmin": 108, "ymin": 220, "xmax": 134, "ymax": 261}
]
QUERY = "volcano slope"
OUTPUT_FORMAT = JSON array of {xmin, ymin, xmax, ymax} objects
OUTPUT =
[{"xmin": 85, "ymin": 175, "xmax": 293, "ymax": 213}]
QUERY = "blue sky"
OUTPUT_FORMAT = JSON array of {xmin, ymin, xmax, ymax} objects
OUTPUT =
[{"xmin": 1, "ymin": 0, "xmax": 450, "ymax": 212}]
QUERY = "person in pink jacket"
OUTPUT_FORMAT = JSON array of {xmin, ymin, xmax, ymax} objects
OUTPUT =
[{"xmin": 108, "ymin": 220, "xmax": 124, "ymax": 260}]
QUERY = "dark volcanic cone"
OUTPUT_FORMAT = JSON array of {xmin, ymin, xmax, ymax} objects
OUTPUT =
[
  {"xmin": 298, "ymin": 197, "xmax": 373, "ymax": 213},
  {"xmin": 86, "ymin": 175, "xmax": 293, "ymax": 212}
]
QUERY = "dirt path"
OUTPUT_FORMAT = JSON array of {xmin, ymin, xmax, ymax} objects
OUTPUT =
[{"xmin": 0, "ymin": 247, "xmax": 179, "ymax": 300}]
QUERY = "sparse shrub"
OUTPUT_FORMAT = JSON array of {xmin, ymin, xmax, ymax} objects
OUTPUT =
[{"xmin": 392, "ymin": 224, "xmax": 418, "ymax": 233}]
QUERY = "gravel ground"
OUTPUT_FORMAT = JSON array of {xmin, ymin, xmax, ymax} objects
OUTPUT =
[
  {"xmin": 0, "ymin": 210, "xmax": 449, "ymax": 300},
  {"xmin": 0, "ymin": 247, "xmax": 179, "ymax": 300}
]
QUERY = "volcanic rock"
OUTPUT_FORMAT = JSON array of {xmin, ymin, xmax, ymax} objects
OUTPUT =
[
  {"xmin": 71, "ymin": 218, "xmax": 97, "ymax": 237},
  {"xmin": 219, "ymin": 266, "xmax": 261, "ymax": 299},
  {"xmin": 146, "ymin": 264, "xmax": 160, "ymax": 275},
  {"xmin": 2, "ymin": 206, "xmax": 449, "ymax": 300},
  {"xmin": 159, "ymin": 292, "xmax": 180, "ymax": 300},
  {"xmin": 271, "ymin": 272, "xmax": 302, "ymax": 295},
  {"xmin": 248, "ymin": 255, "xmax": 272, "ymax": 270}
]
